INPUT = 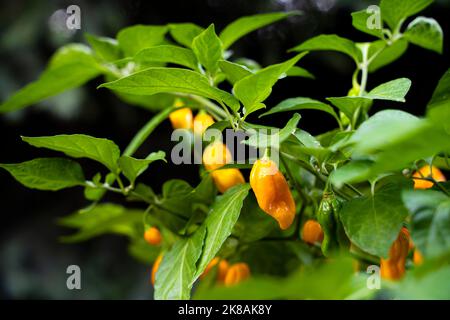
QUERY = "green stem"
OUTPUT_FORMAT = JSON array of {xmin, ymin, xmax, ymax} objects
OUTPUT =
[{"xmin": 124, "ymin": 107, "xmax": 174, "ymax": 157}]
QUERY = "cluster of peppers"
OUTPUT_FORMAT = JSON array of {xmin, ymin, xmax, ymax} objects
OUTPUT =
[{"xmin": 145, "ymin": 102, "xmax": 447, "ymax": 286}]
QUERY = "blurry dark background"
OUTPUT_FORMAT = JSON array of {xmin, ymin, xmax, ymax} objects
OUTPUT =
[{"xmin": 0, "ymin": 0, "xmax": 449, "ymax": 299}]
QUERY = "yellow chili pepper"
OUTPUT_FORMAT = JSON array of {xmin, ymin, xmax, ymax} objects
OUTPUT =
[
  {"xmin": 203, "ymin": 142, "xmax": 245, "ymax": 193},
  {"xmin": 193, "ymin": 111, "xmax": 215, "ymax": 136},
  {"xmin": 413, "ymin": 249, "xmax": 423, "ymax": 265},
  {"xmin": 169, "ymin": 107, "xmax": 193, "ymax": 130},
  {"xmin": 250, "ymin": 158, "xmax": 296, "ymax": 230},
  {"xmin": 224, "ymin": 262, "xmax": 250, "ymax": 287},
  {"xmin": 413, "ymin": 165, "xmax": 446, "ymax": 189},
  {"xmin": 380, "ymin": 227, "xmax": 410, "ymax": 280},
  {"xmin": 302, "ymin": 219, "xmax": 324, "ymax": 245},
  {"xmin": 151, "ymin": 254, "xmax": 163, "ymax": 285}
]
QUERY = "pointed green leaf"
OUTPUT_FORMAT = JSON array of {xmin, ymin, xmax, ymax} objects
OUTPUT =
[
  {"xmin": 326, "ymin": 96, "xmax": 372, "ymax": 120},
  {"xmin": 85, "ymin": 33, "xmax": 122, "ymax": 61},
  {"xmin": 59, "ymin": 204, "xmax": 144, "ymax": 242},
  {"xmin": 366, "ymin": 78, "xmax": 412, "ymax": 102},
  {"xmin": 341, "ymin": 178, "xmax": 410, "ymax": 257},
  {"xmin": 218, "ymin": 60, "xmax": 253, "ymax": 85},
  {"xmin": 154, "ymin": 226, "xmax": 206, "ymax": 300},
  {"xmin": 0, "ymin": 44, "xmax": 102, "ymax": 113},
  {"xmin": 134, "ymin": 45, "xmax": 198, "ymax": 70},
  {"xmin": 194, "ymin": 184, "xmax": 251, "ymax": 280},
  {"xmin": 169, "ymin": 23, "xmax": 204, "ymax": 48},
  {"xmin": 192, "ymin": 24, "xmax": 223, "ymax": 75},
  {"xmin": 427, "ymin": 68, "xmax": 450, "ymax": 132},
  {"xmin": 403, "ymin": 189, "xmax": 450, "ymax": 259},
  {"xmin": 117, "ymin": 25, "xmax": 168, "ymax": 56},
  {"xmin": 234, "ymin": 53, "xmax": 307, "ymax": 116},
  {"xmin": 380, "ymin": 0, "xmax": 433, "ymax": 30},
  {"xmin": 290, "ymin": 34, "xmax": 361, "ymax": 63},
  {"xmin": 0, "ymin": 158, "xmax": 85, "ymax": 191},
  {"xmin": 285, "ymin": 66, "xmax": 315, "ymax": 79},
  {"xmin": 219, "ymin": 11, "xmax": 300, "ymax": 49},
  {"xmin": 260, "ymin": 97, "xmax": 337, "ymax": 121},
  {"xmin": 119, "ymin": 151, "xmax": 166, "ymax": 184},
  {"xmin": 99, "ymin": 67, "xmax": 240, "ymax": 112},
  {"xmin": 405, "ymin": 17, "xmax": 443, "ymax": 54},
  {"xmin": 351, "ymin": 10, "xmax": 384, "ymax": 38},
  {"xmin": 22, "ymin": 134, "xmax": 121, "ymax": 172},
  {"xmin": 369, "ymin": 39, "xmax": 409, "ymax": 72}
]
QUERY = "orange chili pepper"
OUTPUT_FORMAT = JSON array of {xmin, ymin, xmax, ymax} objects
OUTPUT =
[
  {"xmin": 224, "ymin": 263, "xmax": 250, "ymax": 287},
  {"xmin": 413, "ymin": 165, "xmax": 446, "ymax": 189},
  {"xmin": 144, "ymin": 227, "xmax": 162, "ymax": 246},
  {"xmin": 203, "ymin": 142, "xmax": 245, "ymax": 193},
  {"xmin": 250, "ymin": 158, "xmax": 296, "ymax": 230},
  {"xmin": 302, "ymin": 219, "xmax": 324, "ymax": 244},
  {"xmin": 151, "ymin": 254, "xmax": 163, "ymax": 285},
  {"xmin": 380, "ymin": 227, "xmax": 410, "ymax": 280}
]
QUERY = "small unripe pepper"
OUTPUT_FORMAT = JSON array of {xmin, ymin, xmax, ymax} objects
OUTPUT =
[
  {"xmin": 144, "ymin": 227, "xmax": 162, "ymax": 246},
  {"xmin": 224, "ymin": 263, "xmax": 250, "ymax": 287},
  {"xmin": 151, "ymin": 254, "xmax": 163, "ymax": 285},
  {"xmin": 302, "ymin": 220, "xmax": 324, "ymax": 244},
  {"xmin": 203, "ymin": 142, "xmax": 245, "ymax": 193},
  {"xmin": 413, "ymin": 165, "xmax": 446, "ymax": 189},
  {"xmin": 193, "ymin": 111, "xmax": 215, "ymax": 136},
  {"xmin": 380, "ymin": 227, "xmax": 410, "ymax": 280},
  {"xmin": 169, "ymin": 107, "xmax": 193, "ymax": 130},
  {"xmin": 317, "ymin": 189, "xmax": 348, "ymax": 256},
  {"xmin": 250, "ymin": 158, "xmax": 296, "ymax": 230}
]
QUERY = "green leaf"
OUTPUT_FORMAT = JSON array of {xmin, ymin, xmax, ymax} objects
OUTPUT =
[
  {"xmin": 22, "ymin": 134, "xmax": 121, "ymax": 172},
  {"xmin": 340, "ymin": 178, "xmax": 411, "ymax": 257},
  {"xmin": 260, "ymin": 97, "xmax": 338, "ymax": 121},
  {"xmin": 218, "ymin": 60, "xmax": 253, "ymax": 85},
  {"xmin": 326, "ymin": 96, "xmax": 372, "ymax": 120},
  {"xmin": 99, "ymin": 67, "xmax": 240, "ymax": 112},
  {"xmin": 393, "ymin": 264, "xmax": 450, "ymax": 299},
  {"xmin": 169, "ymin": 23, "xmax": 204, "ymax": 48},
  {"xmin": 404, "ymin": 17, "xmax": 443, "ymax": 54},
  {"xmin": 427, "ymin": 68, "xmax": 450, "ymax": 133},
  {"xmin": 369, "ymin": 39, "xmax": 409, "ymax": 72},
  {"xmin": 285, "ymin": 66, "xmax": 315, "ymax": 79},
  {"xmin": 219, "ymin": 11, "xmax": 299, "ymax": 50},
  {"xmin": 365, "ymin": 78, "xmax": 412, "ymax": 102},
  {"xmin": 134, "ymin": 45, "xmax": 198, "ymax": 70},
  {"xmin": 85, "ymin": 33, "xmax": 121, "ymax": 62},
  {"xmin": 117, "ymin": 25, "xmax": 168, "ymax": 56},
  {"xmin": 59, "ymin": 204, "xmax": 143, "ymax": 242},
  {"xmin": 348, "ymin": 109, "xmax": 421, "ymax": 154},
  {"xmin": 194, "ymin": 256, "xmax": 363, "ymax": 300},
  {"xmin": 0, "ymin": 158, "xmax": 85, "ymax": 191},
  {"xmin": 402, "ymin": 190, "xmax": 450, "ymax": 259},
  {"xmin": 118, "ymin": 151, "xmax": 166, "ymax": 184},
  {"xmin": 0, "ymin": 44, "xmax": 102, "ymax": 113},
  {"xmin": 380, "ymin": 0, "xmax": 433, "ymax": 30},
  {"xmin": 194, "ymin": 184, "xmax": 251, "ymax": 280},
  {"xmin": 154, "ymin": 226, "xmax": 206, "ymax": 300},
  {"xmin": 192, "ymin": 24, "xmax": 223, "ymax": 75},
  {"xmin": 330, "ymin": 160, "xmax": 373, "ymax": 188},
  {"xmin": 290, "ymin": 34, "xmax": 361, "ymax": 63},
  {"xmin": 351, "ymin": 10, "xmax": 383, "ymax": 38},
  {"xmin": 233, "ymin": 193, "xmax": 278, "ymax": 242},
  {"xmin": 245, "ymin": 113, "xmax": 301, "ymax": 148},
  {"xmin": 234, "ymin": 53, "xmax": 307, "ymax": 117}
]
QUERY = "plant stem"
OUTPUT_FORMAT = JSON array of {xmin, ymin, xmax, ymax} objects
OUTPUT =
[{"xmin": 124, "ymin": 107, "xmax": 174, "ymax": 157}]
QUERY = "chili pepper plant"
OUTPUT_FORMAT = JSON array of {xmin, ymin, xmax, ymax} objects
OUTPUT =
[{"xmin": 1, "ymin": 0, "xmax": 449, "ymax": 299}]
